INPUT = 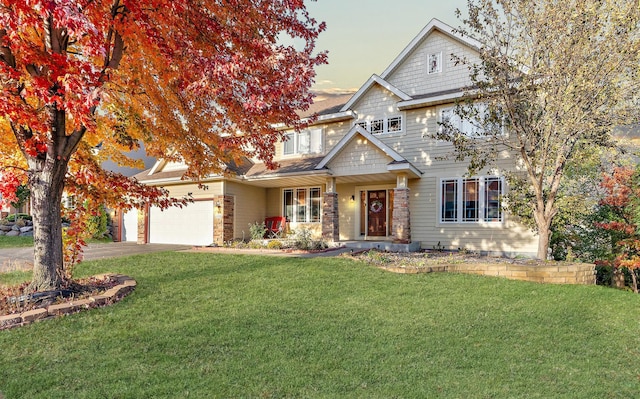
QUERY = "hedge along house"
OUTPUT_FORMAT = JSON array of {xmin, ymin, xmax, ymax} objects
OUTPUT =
[{"xmin": 120, "ymin": 18, "xmax": 538, "ymax": 256}]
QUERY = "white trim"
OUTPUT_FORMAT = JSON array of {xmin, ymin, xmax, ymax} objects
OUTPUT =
[
  {"xmin": 316, "ymin": 125, "xmax": 407, "ymax": 170},
  {"xmin": 438, "ymin": 176, "xmax": 505, "ymax": 225},
  {"xmin": 380, "ymin": 18, "xmax": 482, "ymax": 80},
  {"xmin": 339, "ymin": 74, "xmax": 412, "ymax": 113},
  {"xmin": 354, "ymin": 184, "xmax": 396, "ymax": 240},
  {"xmin": 397, "ymin": 90, "xmax": 475, "ymax": 110},
  {"xmin": 427, "ymin": 51, "xmax": 443, "ymax": 74}
]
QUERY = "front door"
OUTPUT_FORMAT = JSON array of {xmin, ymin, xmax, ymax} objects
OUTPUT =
[{"xmin": 367, "ymin": 190, "xmax": 387, "ymax": 236}]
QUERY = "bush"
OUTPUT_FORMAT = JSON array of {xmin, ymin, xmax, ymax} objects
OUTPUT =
[
  {"xmin": 5, "ymin": 213, "xmax": 31, "ymax": 222},
  {"xmin": 267, "ymin": 240, "xmax": 283, "ymax": 249},
  {"xmin": 87, "ymin": 205, "xmax": 109, "ymax": 239},
  {"xmin": 249, "ymin": 222, "xmax": 267, "ymax": 240}
]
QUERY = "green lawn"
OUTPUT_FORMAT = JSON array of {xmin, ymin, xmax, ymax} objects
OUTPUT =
[
  {"xmin": 1, "ymin": 252, "xmax": 639, "ymax": 398},
  {"xmin": 0, "ymin": 235, "xmax": 33, "ymax": 248}
]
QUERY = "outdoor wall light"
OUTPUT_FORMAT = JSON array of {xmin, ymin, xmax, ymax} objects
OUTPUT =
[{"xmin": 350, "ymin": 195, "xmax": 355, "ymax": 202}]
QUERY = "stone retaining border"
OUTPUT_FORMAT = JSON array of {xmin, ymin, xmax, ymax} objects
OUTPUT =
[
  {"xmin": 381, "ymin": 262, "xmax": 596, "ymax": 285},
  {"xmin": 0, "ymin": 274, "xmax": 136, "ymax": 330}
]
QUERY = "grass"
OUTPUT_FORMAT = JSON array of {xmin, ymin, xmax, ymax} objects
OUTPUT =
[
  {"xmin": 0, "ymin": 235, "xmax": 33, "ymax": 248},
  {"xmin": 0, "ymin": 236, "xmax": 112, "ymax": 249},
  {"xmin": 1, "ymin": 252, "xmax": 639, "ymax": 398}
]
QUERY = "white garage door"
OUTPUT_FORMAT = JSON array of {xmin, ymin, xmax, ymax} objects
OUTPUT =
[
  {"xmin": 122, "ymin": 210, "xmax": 138, "ymax": 242},
  {"xmin": 149, "ymin": 201, "xmax": 214, "ymax": 245}
]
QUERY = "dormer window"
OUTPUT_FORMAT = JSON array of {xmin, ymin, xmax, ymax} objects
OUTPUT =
[{"xmin": 428, "ymin": 52, "xmax": 442, "ymax": 74}]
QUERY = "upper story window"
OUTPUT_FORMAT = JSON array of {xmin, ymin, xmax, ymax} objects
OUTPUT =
[
  {"xmin": 440, "ymin": 176, "xmax": 504, "ymax": 224},
  {"xmin": 283, "ymin": 128, "xmax": 323, "ymax": 156},
  {"xmin": 356, "ymin": 115, "xmax": 403, "ymax": 135},
  {"xmin": 428, "ymin": 52, "xmax": 442, "ymax": 74},
  {"xmin": 439, "ymin": 104, "xmax": 504, "ymax": 138}
]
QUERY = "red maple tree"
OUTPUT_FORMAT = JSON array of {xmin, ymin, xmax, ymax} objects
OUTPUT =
[
  {"xmin": 0, "ymin": 0, "xmax": 326, "ymax": 291},
  {"xmin": 597, "ymin": 166, "xmax": 640, "ymax": 293}
]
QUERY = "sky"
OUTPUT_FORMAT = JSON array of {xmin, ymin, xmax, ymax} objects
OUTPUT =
[{"xmin": 306, "ymin": 0, "xmax": 469, "ymax": 94}]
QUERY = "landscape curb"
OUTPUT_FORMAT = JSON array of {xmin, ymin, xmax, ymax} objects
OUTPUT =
[{"xmin": 0, "ymin": 274, "xmax": 136, "ymax": 330}]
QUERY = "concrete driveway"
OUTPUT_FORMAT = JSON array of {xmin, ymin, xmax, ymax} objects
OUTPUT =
[{"xmin": 0, "ymin": 242, "xmax": 191, "ymax": 273}]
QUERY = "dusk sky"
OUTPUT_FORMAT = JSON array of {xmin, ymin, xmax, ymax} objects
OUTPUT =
[{"xmin": 307, "ymin": 0, "xmax": 469, "ymax": 93}]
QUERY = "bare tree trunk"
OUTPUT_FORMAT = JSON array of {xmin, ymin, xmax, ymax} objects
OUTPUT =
[
  {"xmin": 28, "ymin": 157, "xmax": 68, "ymax": 292},
  {"xmin": 535, "ymin": 211, "xmax": 552, "ymax": 260}
]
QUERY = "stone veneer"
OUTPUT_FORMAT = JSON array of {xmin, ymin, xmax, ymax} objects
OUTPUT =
[
  {"xmin": 213, "ymin": 195, "xmax": 234, "ymax": 246},
  {"xmin": 0, "ymin": 274, "xmax": 136, "ymax": 330},
  {"xmin": 391, "ymin": 188, "xmax": 411, "ymax": 244},
  {"xmin": 322, "ymin": 192, "xmax": 339, "ymax": 242},
  {"xmin": 381, "ymin": 262, "xmax": 596, "ymax": 285}
]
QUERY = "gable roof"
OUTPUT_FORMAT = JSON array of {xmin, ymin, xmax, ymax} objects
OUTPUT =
[
  {"xmin": 339, "ymin": 74, "xmax": 412, "ymax": 113},
  {"xmin": 316, "ymin": 125, "xmax": 422, "ymax": 178},
  {"xmin": 380, "ymin": 18, "xmax": 481, "ymax": 80}
]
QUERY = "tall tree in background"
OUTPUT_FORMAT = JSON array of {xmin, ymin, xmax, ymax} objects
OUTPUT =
[
  {"xmin": 438, "ymin": 0, "xmax": 640, "ymax": 259},
  {"xmin": 0, "ymin": 0, "xmax": 326, "ymax": 291}
]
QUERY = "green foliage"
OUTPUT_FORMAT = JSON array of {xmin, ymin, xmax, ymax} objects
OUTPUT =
[
  {"xmin": 9, "ymin": 185, "xmax": 29, "ymax": 211},
  {"xmin": 4, "ymin": 213, "xmax": 31, "ymax": 222},
  {"xmin": 291, "ymin": 226, "xmax": 326, "ymax": 250},
  {"xmin": 86, "ymin": 205, "xmax": 109, "ymax": 239},
  {"xmin": 248, "ymin": 222, "xmax": 267, "ymax": 240}
]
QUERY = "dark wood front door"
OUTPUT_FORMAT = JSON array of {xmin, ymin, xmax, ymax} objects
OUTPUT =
[{"xmin": 367, "ymin": 190, "xmax": 387, "ymax": 236}]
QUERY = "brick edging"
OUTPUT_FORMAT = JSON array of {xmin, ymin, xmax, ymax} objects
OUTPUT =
[{"xmin": 0, "ymin": 274, "xmax": 136, "ymax": 330}]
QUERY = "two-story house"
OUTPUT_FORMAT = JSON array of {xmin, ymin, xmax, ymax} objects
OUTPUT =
[{"xmin": 124, "ymin": 18, "xmax": 538, "ymax": 257}]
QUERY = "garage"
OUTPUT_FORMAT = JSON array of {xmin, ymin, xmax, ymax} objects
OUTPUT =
[
  {"xmin": 121, "ymin": 210, "xmax": 139, "ymax": 242},
  {"xmin": 148, "ymin": 200, "xmax": 215, "ymax": 245}
]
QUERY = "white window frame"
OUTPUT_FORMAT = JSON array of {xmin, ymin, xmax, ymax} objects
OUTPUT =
[
  {"xmin": 428, "ymin": 52, "xmax": 442, "ymax": 74},
  {"xmin": 283, "ymin": 187, "xmax": 322, "ymax": 223},
  {"xmin": 283, "ymin": 128, "xmax": 323, "ymax": 156},
  {"xmin": 439, "ymin": 176, "xmax": 504, "ymax": 224},
  {"xmin": 355, "ymin": 115, "xmax": 404, "ymax": 135},
  {"xmin": 439, "ymin": 104, "xmax": 506, "ymax": 138}
]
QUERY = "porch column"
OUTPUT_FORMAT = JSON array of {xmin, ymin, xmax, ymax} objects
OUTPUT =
[
  {"xmin": 392, "ymin": 174, "xmax": 411, "ymax": 244},
  {"xmin": 213, "ymin": 195, "xmax": 235, "ymax": 246},
  {"xmin": 322, "ymin": 177, "xmax": 339, "ymax": 242}
]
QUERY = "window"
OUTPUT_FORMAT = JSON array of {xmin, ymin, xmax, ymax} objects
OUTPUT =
[
  {"xmin": 283, "ymin": 187, "xmax": 322, "ymax": 223},
  {"xmin": 356, "ymin": 115, "xmax": 403, "ymax": 135},
  {"xmin": 439, "ymin": 104, "xmax": 504, "ymax": 138},
  {"xmin": 370, "ymin": 119, "xmax": 384, "ymax": 134},
  {"xmin": 439, "ymin": 106, "xmax": 483, "ymax": 138},
  {"xmin": 283, "ymin": 128, "xmax": 322, "ymax": 155},
  {"xmin": 440, "ymin": 177, "xmax": 504, "ymax": 223},
  {"xmin": 387, "ymin": 116, "xmax": 402, "ymax": 133},
  {"xmin": 428, "ymin": 52, "xmax": 442, "ymax": 74}
]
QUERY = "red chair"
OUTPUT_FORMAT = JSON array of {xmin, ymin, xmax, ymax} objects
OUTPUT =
[{"xmin": 264, "ymin": 216, "xmax": 287, "ymax": 239}]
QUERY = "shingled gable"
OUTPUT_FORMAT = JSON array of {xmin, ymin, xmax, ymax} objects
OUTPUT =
[
  {"xmin": 315, "ymin": 125, "xmax": 422, "ymax": 179},
  {"xmin": 380, "ymin": 18, "xmax": 481, "ymax": 80},
  {"xmin": 339, "ymin": 75, "xmax": 412, "ymax": 113}
]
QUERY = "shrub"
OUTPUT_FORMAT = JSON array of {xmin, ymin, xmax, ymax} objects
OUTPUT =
[
  {"xmin": 87, "ymin": 205, "xmax": 109, "ymax": 239},
  {"xmin": 249, "ymin": 222, "xmax": 267, "ymax": 240},
  {"xmin": 267, "ymin": 240, "xmax": 283, "ymax": 249},
  {"xmin": 5, "ymin": 213, "xmax": 31, "ymax": 222},
  {"xmin": 292, "ymin": 227, "xmax": 313, "ymax": 250}
]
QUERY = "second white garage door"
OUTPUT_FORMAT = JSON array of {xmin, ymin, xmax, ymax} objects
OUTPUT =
[{"xmin": 148, "ymin": 201, "xmax": 215, "ymax": 246}]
